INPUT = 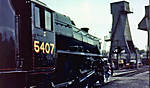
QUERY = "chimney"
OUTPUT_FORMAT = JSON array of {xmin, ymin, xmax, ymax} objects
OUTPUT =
[{"xmin": 81, "ymin": 28, "xmax": 89, "ymax": 33}]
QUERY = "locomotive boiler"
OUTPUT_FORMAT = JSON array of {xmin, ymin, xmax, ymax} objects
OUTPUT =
[{"xmin": 0, "ymin": 0, "xmax": 105, "ymax": 87}]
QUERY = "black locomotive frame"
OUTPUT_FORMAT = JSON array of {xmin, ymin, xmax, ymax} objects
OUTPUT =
[{"xmin": 0, "ymin": 0, "xmax": 106, "ymax": 87}]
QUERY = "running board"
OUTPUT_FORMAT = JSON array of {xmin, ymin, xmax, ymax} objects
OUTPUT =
[{"xmin": 57, "ymin": 50, "xmax": 105, "ymax": 57}]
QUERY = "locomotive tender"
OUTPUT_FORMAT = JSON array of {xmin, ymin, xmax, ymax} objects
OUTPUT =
[{"xmin": 0, "ymin": 0, "xmax": 104, "ymax": 87}]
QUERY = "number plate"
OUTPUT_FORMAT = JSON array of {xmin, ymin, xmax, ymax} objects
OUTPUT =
[{"xmin": 34, "ymin": 41, "xmax": 55, "ymax": 54}]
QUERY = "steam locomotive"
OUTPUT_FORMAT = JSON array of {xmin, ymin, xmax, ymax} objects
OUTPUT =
[{"xmin": 0, "ymin": 0, "xmax": 105, "ymax": 87}]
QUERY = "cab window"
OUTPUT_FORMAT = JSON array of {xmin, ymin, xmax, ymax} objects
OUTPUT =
[
  {"xmin": 34, "ymin": 6, "xmax": 41, "ymax": 28},
  {"xmin": 34, "ymin": 6, "xmax": 52, "ymax": 31},
  {"xmin": 45, "ymin": 10, "xmax": 52, "ymax": 31}
]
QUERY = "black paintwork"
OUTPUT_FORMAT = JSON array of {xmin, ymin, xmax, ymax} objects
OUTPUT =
[
  {"xmin": 12, "ymin": 0, "xmax": 33, "ymax": 70},
  {"xmin": 54, "ymin": 12, "xmax": 101, "ymax": 53},
  {"xmin": 0, "ymin": 0, "xmax": 102, "ymax": 87},
  {"xmin": 31, "ymin": 2, "xmax": 56, "ymax": 69},
  {"xmin": 56, "ymin": 34, "xmax": 100, "ymax": 54},
  {"xmin": 0, "ymin": 0, "xmax": 16, "ymax": 69}
]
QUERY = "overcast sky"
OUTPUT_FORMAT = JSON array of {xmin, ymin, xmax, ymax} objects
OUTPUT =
[{"xmin": 40, "ymin": 0, "xmax": 149, "ymax": 51}]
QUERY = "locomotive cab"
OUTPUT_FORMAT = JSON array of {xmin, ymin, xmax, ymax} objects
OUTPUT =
[{"xmin": 31, "ymin": 0, "xmax": 56, "ymax": 72}]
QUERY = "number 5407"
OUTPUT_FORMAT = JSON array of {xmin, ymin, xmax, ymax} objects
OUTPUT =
[{"xmin": 34, "ymin": 41, "xmax": 55, "ymax": 54}]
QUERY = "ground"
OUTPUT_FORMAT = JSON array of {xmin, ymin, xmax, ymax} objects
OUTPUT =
[{"xmin": 101, "ymin": 66, "xmax": 149, "ymax": 88}]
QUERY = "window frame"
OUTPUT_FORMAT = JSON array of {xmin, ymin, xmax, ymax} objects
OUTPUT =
[
  {"xmin": 44, "ymin": 10, "xmax": 52, "ymax": 31},
  {"xmin": 34, "ymin": 6, "xmax": 41, "ymax": 29},
  {"xmin": 34, "ymin": 5, "xmax": 53, "ymax": 31}
]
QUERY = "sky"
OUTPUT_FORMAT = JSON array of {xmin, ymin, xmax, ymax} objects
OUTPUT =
[{"xmin": 40, "ymin": 0, "xmax": 149, "ymax": 51}]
